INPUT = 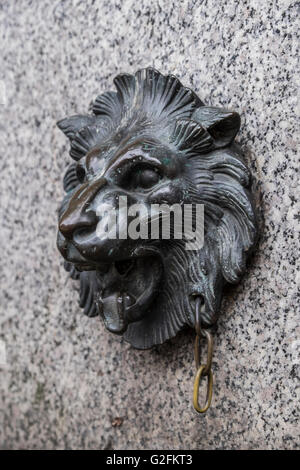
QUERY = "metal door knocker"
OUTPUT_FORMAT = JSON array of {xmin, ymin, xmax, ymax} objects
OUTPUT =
[{"xmin": 56, "ymin": 68, "xmax": 258, "ymax": 413}]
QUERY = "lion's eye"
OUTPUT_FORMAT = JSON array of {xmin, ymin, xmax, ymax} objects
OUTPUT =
[
  {"xmin": 76, "ymin": 164, "xmax": 86, "ymax": 183},
  {"xmin": 130, "ymin": 167, "xmax": 161, "ymax": 190}
]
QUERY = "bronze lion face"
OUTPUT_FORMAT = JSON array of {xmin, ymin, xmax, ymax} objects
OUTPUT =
[{"xmin": 56, "ymin": 68, "xmax": 257, "ymax": 349}]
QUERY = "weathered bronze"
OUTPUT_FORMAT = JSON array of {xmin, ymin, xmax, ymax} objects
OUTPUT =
[{"xmin": 56, "ymin": 68, "xmax": 257, "ymax": 354}]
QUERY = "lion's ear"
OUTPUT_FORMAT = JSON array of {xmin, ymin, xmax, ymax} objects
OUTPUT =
[
  {"xmin": 192, "ymin": 106, "xmax": 241, "ymax": 148},
  {"xmin": 57, "ymin": 115, "xmax": 103, "ymax": 160},
  {"xmin": 57, "ymin": 115, "xmax": 95, "ymax": 139}
]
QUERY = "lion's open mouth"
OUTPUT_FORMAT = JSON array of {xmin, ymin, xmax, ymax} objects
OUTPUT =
[
  {"xmin": 92, "ymin": 255, "xmax": 162, "ymax": 334},
  {"xmin": 58, "ymin": 229, "xmax": 164, "ymax": 333}
]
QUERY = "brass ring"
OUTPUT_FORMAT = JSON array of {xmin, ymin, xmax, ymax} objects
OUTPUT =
[
  {"xmin": 194, "ymin": 297, "xmax": 203, "ymax": 336},
  {"xmin": 194, "ymin": 330, "xmax": 213, "ymax": 375},
  {"xmin": 194, "ymin": 333, "xmax": 201, "ymax": 370},
  {"xmin": 193, "ymin": 364, "xmax": 213, "ymax": 413}
]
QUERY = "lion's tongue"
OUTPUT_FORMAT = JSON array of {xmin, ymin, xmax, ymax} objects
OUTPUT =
[{"xmin": 99, "ymin": 292, "xmax": 134, "ymax": 334}]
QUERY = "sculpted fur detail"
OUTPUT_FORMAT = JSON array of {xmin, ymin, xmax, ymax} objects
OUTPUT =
[{"xmin": 56, "ymin": 68, "xmax": 257, "ymax": 349}]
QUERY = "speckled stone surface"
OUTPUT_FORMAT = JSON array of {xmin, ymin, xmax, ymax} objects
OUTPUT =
[{"xmin": 0, "ymin": 0, "xmax": 299, "ymax": 450}]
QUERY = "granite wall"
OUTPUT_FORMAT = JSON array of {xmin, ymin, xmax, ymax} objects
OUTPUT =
[{"xmin": 0, "ymin": 0, "xmax": 299, "ymax": 450}]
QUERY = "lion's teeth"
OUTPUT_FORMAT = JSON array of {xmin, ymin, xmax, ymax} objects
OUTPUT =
[{"xmin": 123, "ymin": 293, "xmax": 135, "ymax": 309}]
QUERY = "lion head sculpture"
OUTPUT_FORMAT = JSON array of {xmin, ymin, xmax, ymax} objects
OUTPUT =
[{"xmin": 56, "ymin": 68, "xmax": 257, "ymax": 349}]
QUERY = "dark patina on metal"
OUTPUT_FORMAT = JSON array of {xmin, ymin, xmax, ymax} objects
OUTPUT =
[{"xmin": 56, "ymin": 68, "xmax": 257, "ymax": 352}]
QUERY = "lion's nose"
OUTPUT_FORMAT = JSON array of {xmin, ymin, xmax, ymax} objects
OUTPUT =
[
  {"xmin": 59, "ymin": 177, "xmax": 107, "ymax": 240},
  {"xmin": 59, "ymin": 208, "xmax": 98, "ymax": 240}
]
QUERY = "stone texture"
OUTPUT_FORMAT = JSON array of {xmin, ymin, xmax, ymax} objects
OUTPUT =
[{"xmin": 0, "ymin": 0, "xmax": 299, "ymax": 450}]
